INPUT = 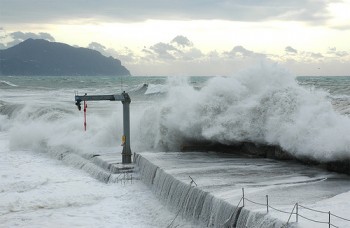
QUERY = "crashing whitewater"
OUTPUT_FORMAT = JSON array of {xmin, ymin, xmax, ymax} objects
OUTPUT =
[
  {"xmin": 2, "ymin": 63, "xmax": 350, "ymax": 227},
  {"xmin": 2, "ymin": 62, "xmax": 350, "ymax": 167},
  {"xmin": 137, "ymin": 63, "xmax": 350, "ymax": 164}
]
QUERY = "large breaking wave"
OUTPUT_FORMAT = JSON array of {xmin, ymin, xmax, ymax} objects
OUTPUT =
[
  {"xmin": 137, "ymin": 62, "xmax": 350, "ymax": 162},
  {"xmin": 3, "ymin": 62, "xmax": 350, "ymax": 163}
]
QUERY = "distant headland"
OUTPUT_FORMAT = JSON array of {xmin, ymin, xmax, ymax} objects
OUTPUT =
[{"xmin": 0, "ymin": 39, "xmax": 130, "ymax": 76}]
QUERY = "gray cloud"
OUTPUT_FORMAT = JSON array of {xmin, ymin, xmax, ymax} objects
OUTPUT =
[
  {"xmin": 331, "ymin": 24, "xmax": 350, "ymax": 30},
  {"xmin": 105, "ymin": 46, "xmax": 139, "ymax": 64},
  {"xmin": 225, "ymin": 46, "xmax": 265, "ymax": 58},
  {"xmin": 10, "ymin": 31, "xmax": 55, "ymax": 41},
  {"xmin": 310, "ymin": 52, "xmax": 324, "ymax": 59},
  {"xmin": 0, "ymin": 31, "xmax": 56, "ymax": 48},
  {"xmin": 285, "ymin": 46, "xmax": 298, "ymax": 54},
  {"xmin": 109, "ymin": 35, "xmax": 350, "ymax": 76},
  {"xmin": 138, "ymin": 35, "xmax": 205, "ymax": 62},
  {"xmin": 149, "ymin": 42, "xmax": 178, "ymax": 60},
  {"xmin": 181, "ymin": 48, "xmax": 204, "ymax": 60},
  {"xmin": 84, "ymin": 36, "xmax": 349, "ymax": 76},
  {"xmin": 88, "ymin": 41, "xmax": 115, "ymax": 57},
  {"xmin": 0, "ymin": 0, "xmax": 333, "ymax": 24},
  {"xmin": 232, "ymin": 46, "xmax": 255, "ymax": 56},
  {"xmin": 87, "ymin": 41, "xmax": 138, "ymax": 64},
  {"xmin": 335, "ymin": 51, "xmax": 349, "ymax": 57},
  {"xmin": 88, "ymin": 42, "xmax": 106, "ymax": 51},
  {"xmin": 142, "ymin": 48, "xmax": 154, "ymax": 56},
  {"xmin": 327, "ymin": 47, "xmax": 349, "ymax": 57},
  {"xmin": 88, "ymin": 42, "xmax": 108, "ymax": 56},
  {"xmin": 171, "ymin": 35, "xmax": 193, "ymax": 47}
]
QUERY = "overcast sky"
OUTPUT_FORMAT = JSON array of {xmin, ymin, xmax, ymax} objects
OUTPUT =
[{"xmin": 1, "ymin": 0, "xmax": 350, "ymax": 76}]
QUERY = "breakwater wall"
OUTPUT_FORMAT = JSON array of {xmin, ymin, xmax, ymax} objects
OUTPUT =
[
  {"xmin": 181, "ymin": 141, "xmax": 350, "ymax": 175},
  {"xmin": 134, "ymin": 153, "xmax": 291, "ymax": 228},
  {"xmin": 44, "ymin": 147, "xmax": 133, "ymax": 183}
]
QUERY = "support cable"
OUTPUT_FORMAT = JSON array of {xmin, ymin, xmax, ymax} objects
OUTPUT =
[
  {"xmin": 268, "ymin": 205, "xmax": 295, "ymax": 215},
  {"xmin": 244, "ymin": 198, "xmax": 266, "ymax": 207},
  {"xmin": 167, "ymin": 179, "xmax": 196, "ymax": 228},
  {"xmin": 221, "ymin": 197, "xmax": 243, "ymax": 227},
  {"xmin": 298, "ymin": 204, "xmax": 329, "ymax": 214},
  {"xmin": 297, "ymin": 214, "xmax": 332, "ymax": 225},
  {"xmin": 331, "ymin": 213, "xmax": 350, "ymax": 222}
]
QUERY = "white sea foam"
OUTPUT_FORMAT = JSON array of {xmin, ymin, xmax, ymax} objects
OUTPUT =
[
  {"xmin": 137, "ymin": 62, "xmax": 350, "ymax": 161},
  {"xmin": 0, "ymin": 80, "xmax": 18, "ymax": 87},
  {"xmin": 0, "ymin": 133, "xmax": 196, "ymax": 228},
  {"xmin": 2, "ymin": 69, "xmax": 350, "ymax": 227},
  {"xmin": 4, "ymin": 63, "xmax": 350, "ymax": 163},
  {"xmin": 145, "ymin": 84, "xmax": 168, "ymax": 95}
]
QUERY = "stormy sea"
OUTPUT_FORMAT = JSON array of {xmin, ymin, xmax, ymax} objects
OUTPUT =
[{"xmin": 1, "ymin": 63, "xmax": 350, "ymax": 227}]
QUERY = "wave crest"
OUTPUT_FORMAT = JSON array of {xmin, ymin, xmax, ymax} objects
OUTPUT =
[{"xmin": 137, "ymin": 63, "xmax": 350, "ymax": 162}]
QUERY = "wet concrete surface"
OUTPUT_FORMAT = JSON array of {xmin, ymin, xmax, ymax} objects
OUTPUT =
[{"xmin": 137, "ymin": 151, "xmax": 350, "ymax": 210}]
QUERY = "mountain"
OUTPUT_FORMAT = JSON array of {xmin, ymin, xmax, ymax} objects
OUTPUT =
[{"xmin": 0, "ymin": 39, "xmax": 130, "ymax": 76}]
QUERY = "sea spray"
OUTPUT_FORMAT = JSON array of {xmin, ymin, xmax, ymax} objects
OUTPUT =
[
  {"xmin": 7, "ymin": 100, "xmax": 123, "ymax": 153},
  {"xmin": 4, "ymin": 65, "xmax": 350, "ymax": 166},
  {"xmin": 137, "ymin": 63, "xmax": 350, "ymax": 162},
  {"xmin": 3, "ymin": 73, "xmax": 349, "ymax": 226}
]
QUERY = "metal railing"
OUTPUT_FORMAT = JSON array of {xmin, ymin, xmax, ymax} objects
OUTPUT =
[
  {"xmin": 167, "ymin": 176, "xmax": 197, "ymax": 228},
  {"xmin": 239, "ymin": 188, "xmax": 350, "ymax": 228},
  {"xmin": 162, "ymin": 175, "xmax": 350, "ymax": 228}
]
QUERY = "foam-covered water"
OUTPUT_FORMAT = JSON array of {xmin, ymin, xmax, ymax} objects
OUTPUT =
[
  {"xmin": 0, "ymin": 133, "xmax": 197, "ymax": 228},
  {"xmin": 1, "ymin": 63, "xmax": 350, "ymax": 164},
  {"xmin": 1, "ymin": 62, "xmax": 350, "ymax": 226},
  {"xmin": 0, "ymin": 80, "xmax": 18, "ymax": 87},
  {"xmin": 134, "ymin": 64, "xmax": 350, "ymax": 162}
]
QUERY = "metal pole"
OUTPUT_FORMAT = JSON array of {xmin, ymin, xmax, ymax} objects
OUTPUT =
[
  {"xmin": 83, "ymin": 100, "xmax": 87, "ymax": 131},
  {"xmin": 75, "ymin": 92, "xmax": 132, "ymax": 164},
  {"xmin": 122, "ymin": 92, "xmax": 132, "ymax": 164},
  {"xmin": 296, "ymin": 203, "xmax": 298, "ymax": 222},
  {"xmin": 242, "ymin": 188, "xmax": 245, "ymax": 207},
  {"xmin": 329, "ymin": 211, "xmax": 331, "ymax": 228},
  {"xmin": 266, "ymin": 195, "xmax": 269, "ymax": 213}
]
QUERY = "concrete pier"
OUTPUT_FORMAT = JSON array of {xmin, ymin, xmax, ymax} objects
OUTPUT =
[
  {"xmin": 134, "ymin": 152, "xmax": 350, "ymax": 207},
  {"xmin": 53, "ymin": 148, "xmax": 350, "ymax": 227}
]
